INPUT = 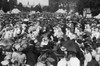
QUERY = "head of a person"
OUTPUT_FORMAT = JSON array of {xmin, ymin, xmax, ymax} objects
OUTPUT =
[
  {"xmin": 95, "ymin": 28, "xmax": 99, "ymax": 32},
  {"xmin": 60, "ymin": 46, "xmax": 68, "ymax": 56},
  {"xmin": 42, "ymin": 36, "xmax": 49, "ymax": 42},
  {"xmin": 65, "ymin": 51, "xmax": 77, "ymax": 61}
]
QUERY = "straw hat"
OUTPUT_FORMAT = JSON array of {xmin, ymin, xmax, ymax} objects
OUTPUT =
[
  {"xmin": 15, "ymin": 44, "xmax": 20, "ymax": 50},
  {"xmin": 1, "ymin": 60, "xmax": 9, "ymax": 65}
]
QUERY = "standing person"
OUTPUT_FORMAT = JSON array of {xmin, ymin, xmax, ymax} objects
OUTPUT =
[
  {"xmin": 58, "ymin": 46, "xmax": 80, "ymax": 66},
  {"xmin": 67, "ymin": 51, "xmax": 80, "ymax": 66},
  {"xmin": 17, "ymin": 48, "xmax": 27, "ymax": 66},
  {"xmin": 0, "ymin": 48, "xmax": 5, "ymax": 66},
  {"xmin": 95, "ymin": 47, "xmax": 100, "ymax": 66},
  {"xmin": 84, "ymin": 46, "xmax": 92, "ymax": 66},
  {"xmin": 23, "ymin": 45, "xmax": 38, "ymax": 66},
  {"xmin": 57, "ymin": 47, "xmax": 69, "ymax": 66},
  {"xmin": 87, "ymin": 56, "xmax": 99, "ymax": 66},
  {"xmin": 11, "ymin": 49, "xmax": 20, "ymax": 66}
]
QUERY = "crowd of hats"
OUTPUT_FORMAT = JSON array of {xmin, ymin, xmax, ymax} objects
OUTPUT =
[
  {"xmin": 0, "ymin": 13, "xmax": 98, "ymax": 48},
  {"xmin": 0, "ymin": 12, "xmax": 100, "ymax": 66}
]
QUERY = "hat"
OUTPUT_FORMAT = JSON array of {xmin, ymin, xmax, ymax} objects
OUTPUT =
[
  {"xmin": 62, "ymin": 40, "xmax": 77, "ymax": 53},
  {"xmin": 77, "ymin": 39, "xmax": 83, "ymax": 44},
  {"xmin": 1, "ymin": 60, "xmax": 9, "ymax": 65},
  {"xmin": 23, "ymin": 19, "xmax": 29, "ymax": 22},
  {"xmin": 15, "ymin": 44, "xmax": 20, "ymax": 50}
]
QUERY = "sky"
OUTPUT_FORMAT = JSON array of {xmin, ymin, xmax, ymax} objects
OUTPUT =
[{"xmin": 17, "ymin": 0, "xmax": 49, "ymax": 6}]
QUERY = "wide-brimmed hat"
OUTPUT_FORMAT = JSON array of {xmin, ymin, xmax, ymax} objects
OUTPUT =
[{"xmin": 1, "ymin": 60, "xmax": 9, "ymax": 65}]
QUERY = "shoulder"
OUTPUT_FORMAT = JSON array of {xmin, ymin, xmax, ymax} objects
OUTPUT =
[{"xmin": 69, "ymin": 57, "xmax": 80, "ymax": 63}]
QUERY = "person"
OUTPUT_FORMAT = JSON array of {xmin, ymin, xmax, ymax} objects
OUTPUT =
[
  {"xmin": 84, "ymin": 47, "xmax": 92, "ymax": 66},
  {"xmin": 66, "ymin": 51, "xmax": 80, "ymax": 66},
  {"xmin": 95, "ymin": 47, "xmax": 100, "ymax": 66},
  {"xmin": 0, "ymin": 48, "xmax": 5, "ymax": 66},
  {"xmin": 23, "ymin": 45, "xmax": 38, "ymax": 66},
  {"xmin": 17, "ymin": 48, "xmax": 26, "ymax": 66},
  {"xmin": 57, "ymin": 47, "xmax": 69, "ymax": 66},
  {"xmin": 57, "ymin": 57, "xmax": 68, "ymax": 66},
  {"xmin": 87, "ymin": 57, "xmax": 99, "ymax": 66},
  {"xmin": 11, "ymin": 50, "xmax": 19, "ymax": 66}
]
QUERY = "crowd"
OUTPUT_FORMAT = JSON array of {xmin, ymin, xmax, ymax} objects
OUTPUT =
[{"xmin": 0, "ymin": 12, "xmax": 100, "ymax": 66}]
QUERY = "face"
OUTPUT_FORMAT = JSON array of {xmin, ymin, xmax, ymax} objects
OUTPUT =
[
  {"xmin": 95, "ymin": 28, "xmax": 98, "ymax": 32},
  {"xmin": 42, "ymin": 37, "xmax": 49, "ymax": 42},
  {"xmin": 61, "ymin": 46, "xmax": 67, "ymax": 51},
  {"xmin": 64, "ymin": 51, "xmax": 68, "ymax": 55}
]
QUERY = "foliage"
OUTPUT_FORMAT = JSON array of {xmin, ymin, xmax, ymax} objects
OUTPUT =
[
  {"xmin": 9, "ymin": 0, "xmax": 17, "ymax": 10},
  {"xmin": 34, "ymin": 4, "xmax": 42, "ymax": 12},
  {"xmin": 77, "ymin": 0, "xmax": 100, "ymax": 15},
  {"xmin": 0, "ymin": 0, "xmax": 3, "ymax": 10},
  {"xmin": 2, "ymin": 0, "xmax": 10, "ymax": 12},
  {"xmin": 42, "ymin": 6, "xmax": 50, "ymax": 12}
]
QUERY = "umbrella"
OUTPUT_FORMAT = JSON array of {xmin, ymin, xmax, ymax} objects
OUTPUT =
[
  {"xmin": 0, "ymin": 39, "xmax": 14, "ymax": 50},
  {"xmin": 62, "ymin": 40, "xmax": 77, "ymax": 53}
]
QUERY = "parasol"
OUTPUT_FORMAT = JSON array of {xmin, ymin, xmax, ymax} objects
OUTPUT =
[{"xmin": 62, "ymin": 40, "xmax": 77, "ymax": 53}]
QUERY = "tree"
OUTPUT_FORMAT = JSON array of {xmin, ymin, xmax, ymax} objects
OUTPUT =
[
  {"xmin": 2, "ymin": 0, "xmax": 10, "ymax": 12},
  {"xmin": 42, "ymin": 6, "xmax": 50, "ymax": 12},
  {"xmin": 0, "ymin": 0, "xmax": 3, "ymax": 9},
  {"xmin": 49, "ymin": 2, "xmax": 59, "ymax": 12},
  {"xmin": 76, "ymin": 0, "xmax": 85, "ymax": 14},
  {"xmin": 34, "ymin": 4, "xmax": 42, "ymax": 12},
  {"xmin": 9, "ymin": 0, "xmax": 17, "ymax": 10},
  {"xmin": 17, "ymin": 2, "xmax": 23, "ymax": 11},
  {"xmin": 76, "ymin": 0, "xmax": 100, "ymax": 15}
]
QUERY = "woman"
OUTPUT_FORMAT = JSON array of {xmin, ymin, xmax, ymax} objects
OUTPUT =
[
  {"xmin": 58, "ymin": 46, "xmax": 80, "ymax": 66},
  {"xmin": 57, "ymin": 47, "xmax": 69, "ymax": 66},
  {"xmin": 23, "ymin": 45, "xmax": 38, "ymax": 66}
]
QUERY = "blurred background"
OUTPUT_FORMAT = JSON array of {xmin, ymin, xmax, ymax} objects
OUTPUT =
[{"xmin": 0, "ymin": 0, "xmax": 100, "ymax": 16}]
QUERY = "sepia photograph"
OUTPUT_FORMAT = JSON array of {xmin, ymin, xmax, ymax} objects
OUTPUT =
[{"xmin": 0, "ymin": 0, "xmax": 100, "ymax": 66}]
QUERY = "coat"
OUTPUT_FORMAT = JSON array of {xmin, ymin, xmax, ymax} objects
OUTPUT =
[{"xmin": 87, "ymin": 58, "xmax": 99, "ymax": 66}]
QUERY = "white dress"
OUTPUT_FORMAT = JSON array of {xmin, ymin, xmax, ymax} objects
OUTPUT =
[
  {"xmin": 57, "ymin": 58, "xmax": 68, "ymax": 66},
  {"xmin": 68, "ymin": 57, "xmax": 80, "ymax": 66},
  {"xmin": 84, "ymin": 52, "xmax": 92, "ymax": 66}
]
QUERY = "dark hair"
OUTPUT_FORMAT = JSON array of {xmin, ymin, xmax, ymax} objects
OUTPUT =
[
  {"xmin": 67, "ymin": 51, "xmax": 76, "ymax": 57},
  {"xmin": 92, "ymin": 37, "xmax": 96, "ymax": 41},
  {"xmin": 14, "ymin": 61, "xmax": 18, "ymax": 65}
]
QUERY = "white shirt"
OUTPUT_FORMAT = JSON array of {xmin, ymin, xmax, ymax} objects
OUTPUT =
[
  {"xmin": 16, "ymin": 27, "xmax": 21, "ymax": 34},
  {"xmin": 17, "ymin": 53, "xmax": 26, "ymax": 64},
  {"xmin": 95, "ymin": 54, "xmax": 100, "ymax": 62},
  {"xmin": 95, "ymin": 47, "xmax": 100, "ymax": 62},
  {"xmin": 91, "ymin": 31, "xmax": 100, "ymax": 39},
  {"xmin": 54, "ymin": 27, "xmax": 63, "ymax": 38},
  {"xmin": 4, "ymin": 31, "xmax": 11, "ymax": 39},
  {"xmin": 85, "ymin": 24, "xmax": 91, "ymax": 32},
  {"xmin": 40, "ymin": 38, "xmax": 49, "ymax": 47},
  {"xmin": 91, "ymin": 50, "xmax": 97, "ymax": 57},
  {"xmin": 97, "ymin": 47, "xmax": 100, "ymax": 54},
  {"xmin": 68, "ymin": 57, "xmax": 80, "ymax": 66},
  {"xmin": 75, "ymin": 27, "xmax": 80, "ymax": 36},
  {"xmin": 11, "ymin": 52, "xmax": 19, "ymax": 63},
  {"xmin": 57, "ymin": 58, "xmax": 68, "ymax": 66},
  {"xmin": 84, "ymin": 52, "xmax": 92, "ymax": 66},
  {"xmin": 35, "ymin": 62, "xmax": 46, "ymax": 66}
]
